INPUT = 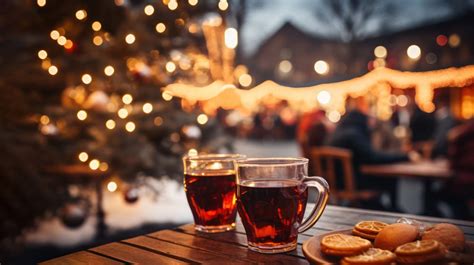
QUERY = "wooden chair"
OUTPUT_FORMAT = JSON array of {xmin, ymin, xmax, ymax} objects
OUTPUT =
[{"xmin": 309, "ymin": 147, "xmax": 379, "ymax": 206}]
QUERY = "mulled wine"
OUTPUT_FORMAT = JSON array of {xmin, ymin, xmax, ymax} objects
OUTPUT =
[
  {"xmin": 184, "ymin": 170, "xmax": 237, "ymax": 231},
  {"xmin": 237, "ymin": 179, "xmax": 308, "ymax": 249}
]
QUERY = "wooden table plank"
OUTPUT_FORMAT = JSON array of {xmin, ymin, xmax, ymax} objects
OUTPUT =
[
  {"xmin": 360, "ymin": 159, "xmax": 453, "ymax": 179},
  {"xmin": 90, "ymin": 242, "xmax": 190, "ymax": 265},
  {"xmin": 40, "ymin": 250, "xmax": 124, "ymax": 265}
]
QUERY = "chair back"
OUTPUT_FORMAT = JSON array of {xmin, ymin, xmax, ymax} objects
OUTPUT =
[{"xmin": 310, "ymin": 147, "xmax": 355, "ymax": 193}]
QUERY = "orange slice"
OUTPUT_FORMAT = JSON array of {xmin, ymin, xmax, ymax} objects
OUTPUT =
[
  {"xmin": 395, "ymin": 240, "xmax": 440, "ymax": 256},
  {"xmin": 321, "ymin": 234, "xmax": 372, "ymax": 252},
  {"xmin": 342, "ymin": 248, "xmax": 396, "ymax": 264},
  {"xmin": 354, "ymin": 221, "xmax": 388, "ymax": 235}
]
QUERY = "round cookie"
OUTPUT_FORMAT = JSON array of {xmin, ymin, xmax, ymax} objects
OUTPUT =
[
  {"xmin": 341, "ymin": 248, "xmax": 396, "ymax": 265},
  {"xmin": 321, "ymin": 233, "xmax": 372, "ymax": 257},
  {"xmin": 374, "ymin": 223, "xmax": 418, "ymax": 251},
  {"xmin": 422, "ymin": 223, "xmax": 465, "ymax": 252}
]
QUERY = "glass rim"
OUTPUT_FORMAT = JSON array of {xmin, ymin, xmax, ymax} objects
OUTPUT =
[
  {"xmin": 236, "ymin": 157, "xmax": 308, "ymax": 167},
  {"xmin": 183, "ymin": 153, "xmax": 246, "ymax": 162}
]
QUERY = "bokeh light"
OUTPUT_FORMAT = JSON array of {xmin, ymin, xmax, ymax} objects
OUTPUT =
[
  {"xmin": 314, "ymin": 60, "xmax": 329, "ymax": 75},
  {"xmin": 407, "ymin": 45, "xmax": 421, "ymax": 59}
]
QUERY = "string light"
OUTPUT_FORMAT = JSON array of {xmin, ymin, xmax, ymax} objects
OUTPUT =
[
  {"xmin": 188, "ymin": 0, "xmax": 198, "ymax": 6},
  {"xmin": 327, "ymin": 110, "xmax": 341, "ymax": 123},
  {"xmin": 107, "ymin": 181, "xmax": 117, "ymax": 192},
  {"xmin": 374, "ymin": 46, "xmax": 387, "ymax": 58},
  {"xmin": 40, "ymin": 115, "xmax": 50, "ymax": 125},
  {"xmin": 407, "ymin": 45, "xmax": 421, "ymax": 60},
  {"xmin": 314, "ymin": 60, "xmax": 329, "ymax": 75},
  {"xmin": 122, "ymin": 94, "xmax": 133, "ymax": 104},
  {"xmin": 317, "ymin": 90, "xmax": 331, "ymax": 105},
  {"xmin": 155, "ymin": 23, "xmax": 166, "ymax": 33},
  {"xmin": 57, "ymin": 36, "xmax": 67, "ymax": 46},
  {"xmin": 75, "ymin": 10, "xmax": 87, "ymax": 20},
  {"xmin": 89, "ymin": 159, "xmax": 100, "ymax": 170},
  {"xmin": 38, "ymin": 50, "xmax": 48, "ymax": 60},
  {"xmin": 168, "ymin": 0, "xmax": 178, "ymax": 10},
  {"xmin": 118, "ymin": 108, "xmax": 129, "ymax": 119},
  {"xmin": 50, "ymin": 30, "xmax": 60, "ymax": 40},
  {"xmin": 41, "ymin": 59, "xmax": 51, "ymax": 70},
  {"xmin": 93, "ymin": 36, "xmax": 103, "ymax": 46},
  {"xmin": 224, "ymin": 28, "xmax": 238, "ymax": 49},
  {"xmin": 82, "ymin": 74, "xmax": 92, "ymax": 84},
  {"xmin": 78, "ymin": 152, "xmax": 89, "ymax": 162},
  {"xmin": 162, "ymin": 91, "xmax": 173, "ymax": 101},
  {"xmin": 125, "ymin": 121, "xmax": 136, "ymax": 132},
  {"xmin": 238, "ymin": 74, "xmax": 252, "ymax": 87},
  {"xmin": 64, "ymin": 40, "xmax": 73, "ymax": 49},
  {"xmin": 144, "ymin": 5, "xmax": 154, "ymax": 15},
  {"xmin": 218, "ymin": 0, "xmax": 228, "ymax": 11},
  {"xmin": 99, "ymin": 162, "xmax": 108, "ymax": 172},
  {"xmin": 142, "ymin": 103, "xmax": 153, "ymax": 113},
  {"xmin": 104, "ymin": 65, "xmax": 114, "ymax": 76},
  {"xmin": 37, "ymin": 0, "xmax": 46, "ymax": 7},
  {"xmin": 92, "ymin": 21, "xmax": 102, "ymax": 31},
  {"xmin": 77, "ymin": 110, "xmax": 87, "ymax": 120},
  {"xmin": 154, "ymin": 116, "xmax": 163, "ymax": 126},
  {"xmin": 165, "ymin": 61, "xmax": 176, "ymax": 72},
  {"xmin": 105, "ymin": 119, "xmax": 116, "ymax": 129},
  {"xmin": 449, "ymin": 34, "xmax": 461, "ymax": 47},
  {"xmin": 279, "ymin": 60, "xmax": 292, "ymax": 73},
  {"xmin": 197, "ymin": 114, "xmax": 208, "ymax": 125},
  {"xmin": 48, "ymin": 65, "xmax": 58, "ymax": 75},
  {"xmin": 125, "ymin": 33, "xmax": 135, "ymax": 44}
]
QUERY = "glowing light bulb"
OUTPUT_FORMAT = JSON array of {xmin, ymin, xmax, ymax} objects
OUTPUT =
[
  {"xmin": 92, "ymin": 21, "xmax": 102, "ymax": 31},
  {"xmin": 374, "ymin": 46, "xmax": 387, "ymax": 58},
  {"xmin": 37, "ymin": 0, "xmax": 46, "ymax": 7},
  {"xmin": 162, "ymin": 91, "xmax": 173, "ymax": 101},
  {"xmin": 144, "ymin": 5, "xmax": 154, "ymax": 15},
  {"xmin": 40, "ymin": 115, "xmax": 50, "ymax": 125},
  {"xmin": 93, "ymin": 36, "xmax": 103, "ymax": 46},
  {"xmin": 104, "ymin": 65, "xmax": 114, "ymax": 76},
  {"xmin": 125, "ymin": 33, "xmax": 135, "ymax": 44},
  {"xmin": 82, "ymin": 74, "xmax": 92, "ymax": 84},
  {"xmin": 197, "ymin": 114, "xmax": 208, "ymax": 125},
  {"xmin": 105, "ymin": 119, "xmax": 116, "ymax": 129},
  {"xmin": 75, "ymin": 10, "xmax": 87, "ymax": 20},
  {"xmin": 118, "ymin": 108, "xmax": 129, "ymax": 119},
  {"xmin": 125, "ymin": 121, "xmax": 136, "ymax": 132},
  {"xmin": 314, "ymin": 60, "xmax": 329, "ymax": 75},
  {"xmin": 50, "ymin": 30, "xmax": 60, "ymax": 40},
  {"xmin": 407, "ymin": 45, "xmax": 421, "ymax": 60},
  {"xmin": 154, "ymin": 116, "xmax": 163, "ymax": 126},
  {"xmin": 155, "ymin": 23, "xmax": 166, "ymax": 33},
  {"xmin": 166, "ymin": 61, "xmax": 176, "ymax": 72},
  {"xmin": 317, "ymin": 90, "xmax": 331, "ymax": 105},
  {"xmin": 107, "ymin": 181, "xmax": 117, "ymax": 192},
  {"xmin": 142, "ymin": 103, "xmax": 153, "ymax": 113},
  {"xmin": 188, "ymin": 0, "xmax": 198, "ymax": 6},
  {"xmin": 218, "ymin": 0, "xmax": 228, "ymax": 10},
  {"xmin": 77, "ymin": 110, "xmax": 87, "ymax": 120},
  {"xmin": 168, "ymin": 0, "xmax": 178, "ymax": 10},
  {"xmin": 57, "ymin": 36, "xmax": 67, "ymax": 46},
  {"xmin": 99, "ymin": 162, "xmax": 108, "ymax": 172},
  {"xmin": 89, "ymin": 159, "xmax": 100, "ymax": 170},
  {"xmin": 48, "ymin": 65, "xmax": 58, "ymax": 75},
  {"xmin": 78, "ymin": 152, "xmax": 89, "ymax": 162},
  {"xmin": 38, "ymin": 50, "xmax": 48, "ymax": 59},
  {"xmin": 122, "ymin": 94, "xmax": 133, "ymax": 104},
  {"xmin": 279, "ymin": 60, "xmax": 292, "ymax": 73},
  {"xmin": 224, "ymin": 28, "xmax": 238, "ymax": 49}
]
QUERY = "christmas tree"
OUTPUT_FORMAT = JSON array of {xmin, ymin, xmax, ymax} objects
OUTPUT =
[{"xmin": 0, "ymin": 0, "xmax": 234, "ymax": 257}]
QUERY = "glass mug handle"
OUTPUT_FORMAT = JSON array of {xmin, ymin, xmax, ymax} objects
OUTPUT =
[{"xmin": 298, "ymin": 176, "xmax": 330, "ymax": 233}]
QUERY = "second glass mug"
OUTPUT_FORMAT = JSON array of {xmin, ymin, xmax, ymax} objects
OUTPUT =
[
  {"xmin": 236, "ymin": 158, "xmax": 330, "ymax": 253},
  {"xmin": 183, "ymin": 154, "xmax": 245, "ymax": 233}
]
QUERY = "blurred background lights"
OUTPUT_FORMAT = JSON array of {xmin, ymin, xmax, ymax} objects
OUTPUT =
[
  {"xmin": 407, "ymin": 45, "xmax": 421, "ymax": 59},
  {"xmin": 104, "ymin": 65, "xmax": 114, "ymax": 76},
  {"xmin": 197, "ymin": 114, "xmax": 208, "ymax": 125},
  {"xmin": 155, "ymin": 23, "xmax": 166, "ymax": 33},
  {"xmin": 92, "ymin": 21, "xmax": 102, "ymax": 31},
  {"xmin": 37, "ymin": 0, "xmax": 46, "ymax": 7},
  {"xmin": 188, "ymin": 0, "xmax": 198, "ymax": 6},
  {"xmin": 93, "ymin": 36, "xmax": 103, "ymax": 46},
  {"xmin": 166, "ymin": 61, "xmax": 176, "ymax": 72},
  {"xmin": 188, "ymin": 149, "xmax": 198, "ymax": 156},
  {"xmin": 218, "ymin": 0, "xmax": 228, "ymax": 11},
  {"xmin": 449, "ymin": 34, "xmax": 461, "ymax": 47},
  {"xmin": 78, "ymin": 152, "xmax": 88, "ymax": 162},
  {"xmin": 125, "ymin": 121, "xmax": 136, "ymax": 132},
  {"xmin": 64, "ymin": 40, "xmax": 73, "ymax": 49},
  {"xmin": 224, "ymin": 28, "xmax": 238, "ymax": 49},
  {"xmin": 99, "ymin": 162, "xmax": 108, "ymax": 172},
  {"xmin": 436, "ymin": 34, "xmax": 448, "ymax": 46},
  {"xmin": 327, "ymin": 110, "xmax": 341, "ymax": 123},
  {"xmin": 279, "ymin": 60, "xmax": 292, "ymax": 73},
  {"xmin": 38, "ymin": 49, "xmax": 48, "ymax": 59},
  {"xmin": 75, "ymin": 10, "xmax": 87, "ymax": 20},
  {"xmin": 105, "ymin": 119, "xmax": 116, "ymax": 129},
  {"xmin": 317, "ymin": 90, "xmax": 331, "ymax": 105},
  {"xmin": 168, "ymin": 0, "xmax": 178, "ymax": 10},
  {"xmin": 144, "ymin": 5, "xmax": 154, "ymax": 15},
  {"xmin": 40, "ymin": 115, "xmax": 50, "ymax": 125},
  {"xmin": 122, "ymin": 94, "xmax": 133, "ymax": 104},
  {"xmin": 107, "ymin": 181, "xmax": 117, "ymax": 192},
  {"xmin": 162, "ymin": 91, "xmax": 173, "ymax": 101},
  {"xmin": 238, "ymin": 74, "xmax": 252, "ymax": 87},
  {"xmin": 125, "ymin": 33, "xmax": 136, "ymax": 44},
  {"xmin": 77, "ymin": 110, "xmax": 87, "ymax": 120},
  {"xmin": 48, "ymin": 65, "xmax": 58, "ymax": 75},
  {"xmin": 426, "ymin": 53, "xmax": 438, "ymax": 64},
  {"xmin": 142, "ymin": 103, "xmax": 153, "ymax": 113},
  {"xmin": 117, "ymin": 108, "xmax": 129, "ymax": 119},
  {"xmin": 154, "ymin": 116, "xmax": 163, "ymax": 126},
  {"xmin": 89, "ymin": 159, "xmax": 100, "ymax": 170},
  {"xmin": 374, "ymin": 46, "xmax": 387, "ymax": 58},
  {"xmin": 81, "ymin": 74, "xmax": 92, "ymax": 84},
  {"xmin": 314, "ymin": 60, "xmax": 329, "ymax": 75},
  {"xmin": 57, "ymin": 36, "xmax": 67, "ymax": 46},
  {"xmin": 50, "ymin": 30, "xmax": 60, "ymax": 40},
  {"xmin": 397, "ymin": 95, "xmax": 408, "ymax": 107}
]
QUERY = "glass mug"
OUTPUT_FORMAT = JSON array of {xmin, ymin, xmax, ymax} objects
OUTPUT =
[
  {"xmin": 236, "ymin": 158, "xmax": 329, "ymax": 253},
  {"xmin": 183, "ymin": 154, "xmax": 245, "ymax": 233}
]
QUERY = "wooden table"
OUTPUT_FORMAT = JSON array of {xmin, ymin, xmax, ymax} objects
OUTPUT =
[{"xmin": 42, "ymin": 205, "xmax": 474, "ymax": 264}]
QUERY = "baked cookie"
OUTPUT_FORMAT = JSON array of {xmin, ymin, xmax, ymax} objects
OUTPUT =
[
  {"xmin": 422, "ymin": 223, "xmax": 465, "ymax": 252},
  {"xmin": 353, "ymin": 221, "xmax": 388, "ymax": 240},
  {"xmin": 374, "ymin": 223, "xmax": 418, "ymax": 251},
  {"xmin": 395, "ymin": 240, "xmax": 447, "ymax": 264},
  {"xmin": 341, "ymin": 248, "xmax": 396, "ymax": 265},
  {"xmin": 321, "ymin": 233, "xmax": 372, "ymax": 256}
]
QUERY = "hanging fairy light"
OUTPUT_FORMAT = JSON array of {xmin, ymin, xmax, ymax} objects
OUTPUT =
[
  {"xmin": 38, "ymin": 50, "xmax": 48, "ymax": 59},
  {"xmin": 165, "ymin": 61, "xmax": 176, "ymax": 72},
  {"xmin": 117, "ymin": 108, "xmax": 129, "ymax": 119},
  {"xmin": 81, "ymin": 74, "xmax": 92, "ymax": 84},
  {"xmin": 125, "ymin": 121, "xmax": 136, "ymax": 132},
  {"xmin": 125, "ymin": 33, "xmax": 136, "ymax": 44},
  {"xmin": 57, "ymin": 36, "xmax": 67, "ymax": 46},
  {"xmin": 77, "ymin": 110, "xmax": 87, "ymax": 120},
  {"xmin": 89, "ymin": 159, "xmax": 100, "ymax": 170},
  {"xmin": 144, "ymin": 5, "xmax": 154, "ymax": 15},
  {"xmin": 48, "ymin": 65, "xmax": 58, "ymax": 75},
  {"xmin": 40, "ymin": 115, "xmax": 50, "ymax": 125},
  {"xmin": 154, "ymin": 116, "xmax": 163, "ymax": 126},
  {"xmin": 162, "ymin": 91, "xmax": 173, "ymax": 101},
  {"xmin": 105, "ymin": 119, "xmax": 116, "ymax": 129},
  {"xmin": 107, "ymin": 181, "xmax": 118, "ymax": 192},
  {"xmin": 449, "ymin": 34, "xmax": 461, "ymax": 47},
  {"xmin": 50, "ymin": 30, "xmax": 60, "ymax": 40},
  {"xmin": 188, "ymin": 0, "xmax": 198, "ymax": 6},
  {"xmin": 218, "ymin": 0, "xmax": 228, "ymax": 11},
  {"xmin": 314, "ymin": 60, "xmax": 329, "ymax": 75},
  {"xmin": 155, "ymin": 23, "xmax": 166, "ymax": 33},
  {"xmin": 78, "ymin": 152, "xmax": 89, "ymax": 162},
  {"xmin": 197, "ymin": 114, "xmax": 208, "ymax": 125},
  {"xmin": 91, "ymin": 21, "xmax": 102, "ymax": 31},
  {"xmin": 99, "ymin": 162, "xmax": 108, "ymax": 172},
  {"xmin": 224, "ymin": 28, "xmax": 238, "ymax": 49},
  {"xmin": 168, "ymin": 0, "xmax": 178, "ymax": 10},
  {"xmin": 104, "ymin": 65, "xmax": 114, "ymax": 76},
  {"xmin": 142, "ymin": 103, "xmax": 153, "ymax": 113},
  {"xmin": 37, "ymin": 0, "xmax": 46, "ymax": 7},
  {"xmin": 122, "ymin": 94, "xmax": 133, "ymax": 104},
  {"xmin": 75, "ymin": 10, "xmax": 87, "ymax": 20},
  {"xmin": 407, "ymin": 45, "xmax": 421, "ymax": 60}
]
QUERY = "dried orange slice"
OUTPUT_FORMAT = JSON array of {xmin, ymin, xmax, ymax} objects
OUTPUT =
[
  {"xmin": 395, "ymin": 240, "xmax": 440, "ymax": 256},
  {"xmin": 352, "ymin": 229, "xmax": 377, "ymax": 240},
  {"xmin": 342, "ymin": 248, "xmax": 396, "ymax": 265},
  {"xmin": 321, "ymin": 234, "xmax": 372, "ymax": 251},
  {"xmin": 354, "ymin": 221, "xmax": 388, "ymax": 235}
]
